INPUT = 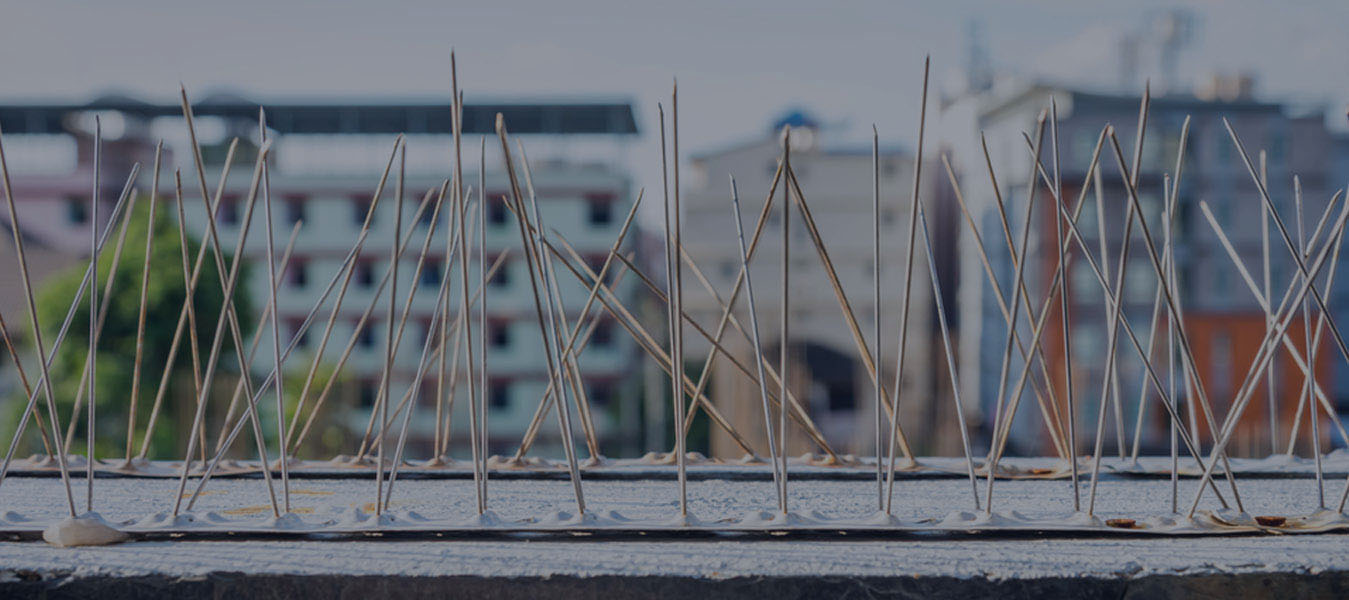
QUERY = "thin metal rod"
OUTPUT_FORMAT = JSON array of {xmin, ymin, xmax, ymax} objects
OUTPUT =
[
  {"xmin": 884, "ymin": 56, "xmax": 929, "ymax": 515},
  {"xmin": 729, "ymin": 176, "xmax": 783, "ymax": 508},
  {"xmin": 450, "ymin": 55, "xmax": 484, "ymax": 513},
  {"xmin": 917, "ymin": 200, "xmax": 981, "ymax": 509},
  {"xmin": 984, "ymin": 117, "xmax": 1055, "ymax": 513},
  {"xmin": 1047, "ymin": 99, "xmax": 1078, "ymax": 512},
  {"xmin": 1295, "ymin": 177, "xmax": 1326, "ymax": 508},
  {"xmin": 373, "ymin": 143, "xmax": 405, "ymax": 517},
  {"xmin": 212, "ymin": 222, "xmax": 302, "ymax": 454},
  {"xmin": 778, "ymin": 128, "xmax": 791, "ymax": 515},
  {"xmin": 496, "ymin": 113, "xmax": 585, "ymax": 513},
  {"xmin": 983, "ymin": 112, "xmax": 1047, "ymax": 469},
  {"xmin": 170, "ymin": 140, "xmax": 275, "ymax": 517},
  {"xmin": 258, "ymin": 109, "xmax": 291, "ymax": 512},
  {"xmin": 477, "ymin": 136, "xmax": 489, "ymax": 508},
  {"xmin": 62, "ymin": 182, "xmax": 138, "ymax": 456},
  {"xmin": 979, "ymin": 131, "xmax": 1070, "ymax": 452},
  {"xmin": 124, "ymin": 142, "xmax": 162, "ymax": 463},
  {"xmin": 85, "ymin": 119, "xmax": 100, "ymax": 511},
  {"xmin": 657, "ymin": 100, "xmax": 686, "ymax": 515},
  {"xmin": 515, "ymin": 145, "xmax": 602, "ymax": 461},
  {"xmin": 941, "ymin": 155, "xmax": 1068, "ymax": 458},
  {"xmin": 871, "ymin": 127, "xmax": 883, "ymax": 508},
  {"xmin": 784, "ymin": 168, "xmax": 908, "ymax": 462},
  {"xmin": 0, "ymin": 308, "xmax": 54, "ymax": 455},
  {"xmin": 382, "ymin": 247, "xmax": 455, "ymax": 510},
  {"xmin": 179, "ymin": 91, "xmax": 279, "ymax": 505},
  {"xmin": 1261, "ymin": 152, "xmax": 1277, "ymax": 453},
  {"xmin": 138, "ymin": 145, "xmax": 235, "ymax": 460}
]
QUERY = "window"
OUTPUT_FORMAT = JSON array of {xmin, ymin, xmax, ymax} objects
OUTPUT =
[
  {"xmin": 284, "ymin": 195, "xmax": 307, "ymax": 226},
  {"xmin": 421, "ymin": 258, "xmax": 442, "ymax": 287},
  {"xmin": 359, "ymin": 380, "xmax": 378, "ymax": 408},
  {"xmin": 489, "ymin": 195, "xmax": 508, "ymax": 225},
  {"xmin": 588, "ymin": 380, "xmax": 613, "ymax": 408},
  {"xmin": 715, "ymin": 260, "xmax": 733, "ymax": 280},
  {"xmin": 352, "ymin": 197, "xmax": 373, "ymax": 227},
  {"xmin": 489, "ymin": 258, "xmax": 510, "ymax": 288},
  {"xmin": 356, "ymin": 320, "xmax": 376, "ymax": 350},
  {"xmin": 218, "ymin": 195, "xmax": 240, "ymax": 226},
  {"xmin": 1269, "ymin": 131, "xmax": 1286, "ymax": 162},
  {"xmin": 491, "ymin": 321, "xmax": 511, "ymax": 349},
  {"xmin": 287, "ymin": 318, "xmax": 308, "ymax": 349},
  {"xmin": 1211, "ymin": 331, "xmax": 1233, "ymax": 399},
  {"xmin": 356, "ymin": 261, "xmax": 375, "ymax": 289},
  {"xmin": 1071, "ymin": 323, "xmax": 1103, "ymax": 361},
  {"xmin": 1078, "ymin": 199, "xmax": 1099, "ymax": 237},
  {"xmin": 1138, "ymin": 193, "xmax": 1162, "ymax": 223},
  {"xmin": 826, "ymin": 381, "xmax": 855, "ymax": 412},
  {"xmin": 65, "ymin": 196, "xmax": 88, "ymax": 225},
  {"xmin": 1071, "ymin": 262, "xmax": 1098, "ymax": 299},
  {"xmin": 490, "ymin": 382, "xmax": 510, "ymax": 409},
  {"xmin": 590, "ymin": 319, "xmax": 613, "ymax": 348},
  {"xmin": 417, "ymin": 203, "xmax": 435, "ymax": 228},
  {"xmin": 1124, "ymin": 260, "xmax": 1155, "ymax": 305},
  {"xmin": 420, "ymin": 319, "xmax": 434, "ymax": 346},
  {"xmin": 584, "ymin": 255, "xmax": 606, "ymax": 279},
  {"xmin": 1216, "ymin": 136, "xmax": 1233, "ymax": 165},
  {"xmin": 587, "ymin": 193, "xmax": 614, "ymax": 226},
  {"xmin": 288, "ymin": 259, "xmax": 309, "ymax": 288}
]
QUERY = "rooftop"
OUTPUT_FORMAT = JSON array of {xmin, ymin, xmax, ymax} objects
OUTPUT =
[{"xmin": 0, "ymin": 93, "xmax": 639, "ymax": 136}]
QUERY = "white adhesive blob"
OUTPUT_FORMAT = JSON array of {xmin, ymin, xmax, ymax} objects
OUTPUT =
[{"xmin": 43, "ymin": 513, "xmax": 129, "ymax": 547}]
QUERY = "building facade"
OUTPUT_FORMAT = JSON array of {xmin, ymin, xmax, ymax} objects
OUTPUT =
[
  {"xmin": 0, "ymin": 95, "xmax": 644, "ymax": 459},
  {"xmin": 941, "ymin": 81, "xmax": 1347, "ymax": 457},
  {"xmin": 680, "ymin": 112, "xmax": 950, "ymax": 458}
]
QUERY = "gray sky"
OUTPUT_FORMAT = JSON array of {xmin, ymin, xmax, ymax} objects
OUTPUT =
[{"xmin": 4, "ymin": 0, "xmax": 1348, "ymax": 194}]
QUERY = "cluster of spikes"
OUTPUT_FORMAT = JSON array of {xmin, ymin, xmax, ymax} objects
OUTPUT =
[{"xmin": 1, "ymin": 52, "xmax": 1347, "ymax": 536}]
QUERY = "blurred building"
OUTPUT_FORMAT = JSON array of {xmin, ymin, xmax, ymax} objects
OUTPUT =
[
  {"xmin": 681, "ymin": 111, "xmax": 958, "ymax": 458},
  {"xmin": 0, "ymin": 94, "xmax": 644, "ymax": 458},
  {"xmin": 940, "ymin": 77, "xmax": 1349, "ymax": 457}
]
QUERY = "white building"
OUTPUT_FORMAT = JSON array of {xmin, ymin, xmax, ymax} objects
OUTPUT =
[
  {"xmin": 679, "ymin": 111, "xmax": 944, "ymax": 457},
  {"xmin": 0, "ymin": 96, "xmax": 645, "ymax": 459}
]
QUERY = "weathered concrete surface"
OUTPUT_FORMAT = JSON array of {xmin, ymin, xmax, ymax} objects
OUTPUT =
[
  {"xmin": 1, "ymin": 477, "xmax": 1346, "ymax": 598},
  {"xmin": 3, "ymin": 570, "xmax": 1347, "ymax": 599}
]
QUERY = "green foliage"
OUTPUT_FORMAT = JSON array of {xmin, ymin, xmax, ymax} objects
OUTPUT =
[
  {"xmin": 277, "ymin": 358, "xmax": 349, "ymax": 458},
  {"xmin": 4, "ymin": 195, "xmax": 253, "ymax": 457}
]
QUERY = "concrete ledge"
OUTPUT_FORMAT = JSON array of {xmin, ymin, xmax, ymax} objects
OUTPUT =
[{"xmin": 3, "ymin": 570, "xmax": 1344, "ymax": 599}]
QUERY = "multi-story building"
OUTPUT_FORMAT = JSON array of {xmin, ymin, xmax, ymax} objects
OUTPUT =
[
  {"xmin": 0, "ymin": 95, "xmax": 643, "ymax": 458},
  {"xmin": 941, "ymin": 79, "xmax": 1347, "ymax": 457},
  {"xmin": 680, "ymin": 111, "xmax": 951, "ymax": 458}
]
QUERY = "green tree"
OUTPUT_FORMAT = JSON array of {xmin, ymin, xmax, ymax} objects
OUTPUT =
[{"xmin": 5, "ymin": 195, "xmax": 253, "ymax": 458}]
